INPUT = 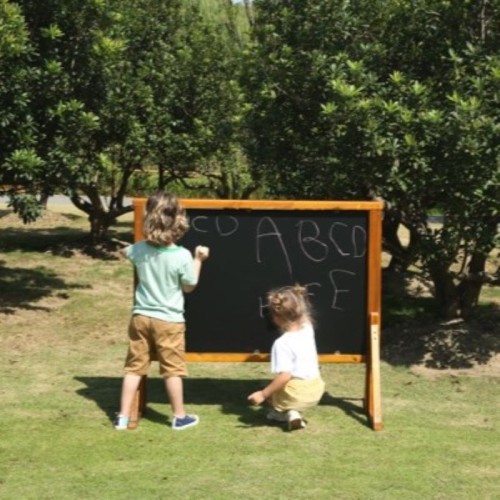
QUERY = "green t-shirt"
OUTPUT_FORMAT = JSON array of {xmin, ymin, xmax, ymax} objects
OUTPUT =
[{"xmin": 126, "ymin": 241, "xmax": 197, "ymax": 322}]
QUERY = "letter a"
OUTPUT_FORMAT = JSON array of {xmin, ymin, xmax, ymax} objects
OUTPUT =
[{"xmin": 256, "ymin": 217, "xmax": 293, "ymax": 277}]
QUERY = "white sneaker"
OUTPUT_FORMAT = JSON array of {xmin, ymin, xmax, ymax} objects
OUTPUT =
[
  {"xmin": 114, "ymin": 414, "xmax": 129, "ymax": 430},
  {"xmin": 287, "ymin": 410, "xmax": 307, "ymax": 431}
]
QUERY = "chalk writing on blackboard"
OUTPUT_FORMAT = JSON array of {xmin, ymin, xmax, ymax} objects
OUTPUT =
[{"xmin": 183, "ymin": 209, "xmax": 369, "ymax": 354}]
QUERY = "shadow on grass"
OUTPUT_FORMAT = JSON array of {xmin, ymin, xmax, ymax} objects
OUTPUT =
[
  {"xmin": 75, "ymin": 376, "xmax": 370, "ymax": 429},
  {"xmin": 382, "ymin": 268, "xmax": 500, "ymax": 369},
  {"xmin": 0, "ymin": 226, "xmax": 87, "ymax": 254},
  {"xmin": 0, "ymin": 225, "xmax": 133, "ymax": 259},
  {"xmin": 0, "ymin": 260, "xmax": 88, "ymax": 314},
  {"xmin": 319, "ymin": 392, "xmax": 368, "ymax": 427},
  {"xmin": 382, "ymin": 268, "xmax": 438, "ymax": 326},
  {"xmin": 1, "ymin": 207, "xmax": 133, "ymax": 259},
  {"xmin": 382, "ymin": 305, "xmax": 500, "ymax": 369}
]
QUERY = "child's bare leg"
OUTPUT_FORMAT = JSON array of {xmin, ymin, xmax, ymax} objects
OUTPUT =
[
  {"xmin": 119, "ymin": 373, "xmax": 142, "ymax": 416},
  {"xmin": 165, "ymin": 375, "xmax": 185, "ymax": 416}
]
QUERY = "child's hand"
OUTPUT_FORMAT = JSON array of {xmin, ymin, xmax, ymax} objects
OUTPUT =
[
  {"xmin": 195, "ymin": 245, "xmax": 210, "ymax": 261},
  {"xmin": 248, "ymin": 390, "xmax": 266, "ymax": 405}
]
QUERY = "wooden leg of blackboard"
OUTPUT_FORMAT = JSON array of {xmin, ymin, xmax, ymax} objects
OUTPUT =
[
  {"xmin": 128, "ymin": 376, "xmax": 147, "ymax": 429},
  {"xmin": 364, "ymin": 363, "xmax": 370, "ymax": 412},
  {"xmin": 364, "ymin": 324, "xmax": 374, "ymax": 414},
  {"xmin": 367, "ymin": 313, "xmax": 383, "ymax": 431}
]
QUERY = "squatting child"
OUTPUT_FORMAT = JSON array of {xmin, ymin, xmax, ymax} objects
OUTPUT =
[{"xmin": 247, "ymin": 284, "xmax": 325, "ymax": 430}]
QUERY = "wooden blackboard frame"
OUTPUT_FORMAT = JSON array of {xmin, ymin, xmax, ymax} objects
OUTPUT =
[{"xmin": 130, "ymin": 198, "xmax": 384, "ymax": 430}]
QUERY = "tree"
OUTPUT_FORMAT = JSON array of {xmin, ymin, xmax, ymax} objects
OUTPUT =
[
  {"xmin": 6, "ymin": 0, "xmax": 251, "ymax": 241},
  {"xmin": 243, "ymin": 0, "xmax": 499, "ymax": 318},
  {"xmin": 7, "ymin": 0, "xmax": 134, "ymax": 239},
  {"xmin": 144, "ymin": 0, "xmax": 256, "ymax": 198},
  {"xmin": 351, "ymin": 0, "xmax": 500, "ymax": 317},
  {"xmin": 0, "ymin": 0, "xmax": 42, "ymax": 220}
]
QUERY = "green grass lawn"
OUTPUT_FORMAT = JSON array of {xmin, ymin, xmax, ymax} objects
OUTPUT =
[{"xmin": 0, "ymin": 207, "xmax": 499, "ymax": 499}]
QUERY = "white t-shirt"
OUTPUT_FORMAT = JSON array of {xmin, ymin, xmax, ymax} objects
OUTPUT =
[{"xmin": 270, "ymin": 322, "xmax": 320, "ymax": 380}]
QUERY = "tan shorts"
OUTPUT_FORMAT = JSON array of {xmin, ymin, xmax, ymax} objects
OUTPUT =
[
  {"xmin": 271, "ymin": 376, "xmax": 325, "ymax": 412},
  {"xmin": 124, "ymin": 314, "xmax": 187, "ymax": 377}
]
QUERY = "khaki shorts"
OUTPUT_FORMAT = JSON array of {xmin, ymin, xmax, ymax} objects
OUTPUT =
[
  {"xmin": 124, "ymin": 314, "xmax": 187, "ymax": 377},
  {"xmin": 271, "ymin": 376, "xmax": 325, "ymax": 412}
]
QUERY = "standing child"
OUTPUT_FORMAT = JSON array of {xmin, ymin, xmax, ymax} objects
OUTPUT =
[
  {"xmin": 115, "ymin": 191, "xmax": 209, "ymax": 431},
  {"xmin": 247, "ymin": 285, "xmax": 325, "ymax": 430}
]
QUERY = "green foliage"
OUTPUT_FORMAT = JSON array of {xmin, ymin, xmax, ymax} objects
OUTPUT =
[
  {"xmin": 5, "ymin": 0, "xmax": 128, "ymax": 239},
  {"xmin": 2, "ymin": 0, "xmax": 497, "ymax": 318},
  {"xmin": 0, "ymin": 0, "xmax": 36, "ymax": 192},
  {"xmin": 145, "ymin": 0, "xmax": 253, "ymax": 197},
  {"xmin": 3, "ymin": 148, "xmax": 44, "ymax": 186},
  {"xmin": 2, "ymin": 0, "xmax": 251, "ymax": 241},
  {"xmin": 126, "ymin": 169, "xmax": 159, "ymax": 197},
  {"xmin": 6, "ymin": 192, "xmax": 42, "ymax": 223},
  {"xmin": 0, "ymin": 0, "xmax": 28, "ymax": 56},
  {"xmin": 244, "ymin": 0, "xmax": 499, "ymax": 318}
]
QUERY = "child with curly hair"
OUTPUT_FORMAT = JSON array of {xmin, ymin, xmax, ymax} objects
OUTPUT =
[{"xmin": 115, "ymin": 191, "xmax": 209, "ymax": 431}]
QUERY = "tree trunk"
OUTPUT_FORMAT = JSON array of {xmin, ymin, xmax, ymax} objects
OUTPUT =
[
  {"xmin": 88, "ymin": 211, "xmax": 113, "ymax": 244},
  {"xmin": 39, "ymin": 192, "xmax": 49, "ymax": 209},
  {"xmin": 70, "ymin": 190, "xmax": 132, "ymax": 244},
  {"xmin": 458, "ymin": 253, "xmax": 487, "ymax": 319},
  {"xmin": 428, "ymin": 261, "xmax": 460, "ymax": 319},
  {"xmin": 383, "ymin": 209, "xmax": 414, "ymax": 272}
]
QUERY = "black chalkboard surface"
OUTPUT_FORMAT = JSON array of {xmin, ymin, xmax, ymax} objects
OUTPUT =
[{"xmin": 180, "ymin": 208, "xmax": 367, "ymax": 355}]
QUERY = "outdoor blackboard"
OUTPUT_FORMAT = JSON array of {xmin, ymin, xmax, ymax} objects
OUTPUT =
[
  {"xmin": 131, "ymin": 198, "xmax": 384, "ymax": 429},
  {"xmin": 133, "ymin": 199, "xmax": 383, "ymax": 363}
]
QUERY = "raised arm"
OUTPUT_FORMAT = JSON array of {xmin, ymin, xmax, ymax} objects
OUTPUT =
[{"xmin": 182, "ymin": 245, "xmax": 210, "ymax": 293}]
